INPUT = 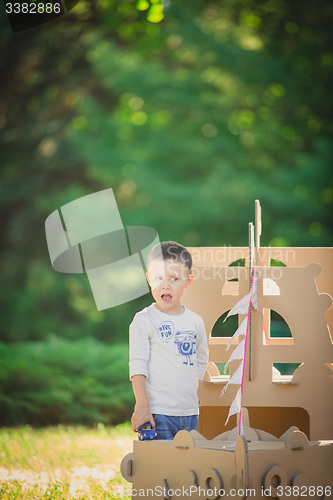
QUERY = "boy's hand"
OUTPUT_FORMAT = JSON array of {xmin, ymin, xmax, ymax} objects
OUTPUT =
[{"xmin": 131, "ymin": 405, "xmax": 155, "ymax": 432}]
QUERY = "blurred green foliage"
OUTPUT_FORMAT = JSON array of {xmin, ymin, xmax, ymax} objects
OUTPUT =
[
  {"xmin": 0, "ymin": 338, "xmax": 134, "ymax": 426},
  {"xmin": 0, "ymin": 0, "xmax": 332, "ymax": 424}
]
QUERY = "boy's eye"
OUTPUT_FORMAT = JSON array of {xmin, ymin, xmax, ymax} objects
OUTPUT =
[{"xmin": 171, "ymin": 277, "xmax": 179, "ymax": 282}]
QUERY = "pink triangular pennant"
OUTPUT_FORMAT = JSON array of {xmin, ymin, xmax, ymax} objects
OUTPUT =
[
  {"xmin": 224, "ymin": 339, "xmax": 246, "ymax": 374},
  {"xmin": 221, "ymin": 360, "xmax": 243, "ymax": 396},
  {"xmin": 225, "ymin": 387, "xmax": 242, "ymax": 425},
  {"xmin": 251, "ymin": 268, "xmax": 258, "ymax": 311},
  {"xmin": 224, "ymin": 293, "xmax": 250, "ymax": 322},
  {"xmin": 226, "ymin": 316, "xmax": 248, "ymax": 351}
]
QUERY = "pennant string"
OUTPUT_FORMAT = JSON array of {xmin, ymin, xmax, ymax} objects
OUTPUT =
[
  {"xmin": 238, "ymin": 266, "xmax": 257, "ymax": 436},
  {"xmin": 221, "ymin": 267, "xmax": 258, "ymax": 436}
]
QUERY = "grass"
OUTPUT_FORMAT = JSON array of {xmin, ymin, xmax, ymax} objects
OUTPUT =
[{"xmin": 0, "ymin": 423, "xmax": 134, "ymax": 499}]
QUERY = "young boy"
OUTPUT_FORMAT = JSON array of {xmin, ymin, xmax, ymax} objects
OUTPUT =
[{"xmin": 129, "ymin": 241, "xmax": 208, "ymax": 440}]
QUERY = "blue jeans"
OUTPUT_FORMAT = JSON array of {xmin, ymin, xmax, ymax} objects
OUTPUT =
[{"xmin": 152, "ymin": 414, "xmax": 198, "ymax": 440}]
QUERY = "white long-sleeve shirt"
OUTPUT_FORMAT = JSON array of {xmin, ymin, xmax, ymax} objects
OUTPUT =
[{"xmin": 129, "ymin": 303, "xmax": 208, "ymax": 416}]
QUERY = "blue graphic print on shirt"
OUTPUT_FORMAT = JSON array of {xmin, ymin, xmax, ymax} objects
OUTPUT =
[
  {"xmin": 157, "ymin": 321, "xmax": 175, "ymax": 343},
  {"xmin": 174, "ymin": 331, "xmax": 197, "ymax": 366}
]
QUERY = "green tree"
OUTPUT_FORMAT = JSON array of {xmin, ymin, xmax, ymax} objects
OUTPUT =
[{"xmin": 0, "ymin": 0, "xmax": 332, "ymax": 424}]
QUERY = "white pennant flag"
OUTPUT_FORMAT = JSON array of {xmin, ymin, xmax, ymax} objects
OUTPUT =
[
  {"xmin": 221, "ymin": 360, "xmax": 243, "ymax": 395},
  {"xmin": 226, "ymin": 316, "xmax": 248, "ymax": 351},
  {"xmin": 251, "ymin": 268, "xmax": 258, "ymax": 311},
  {"xmin": 224, "ymin": 293, "xmax": 250, "ymax": 322},
  {"xmin": 225, "ymin": 387, "xmax": 242, "ymax": 425},
  {"xmin": 224, "ymin": 339, "xmax": 246, "ymax": 374}
]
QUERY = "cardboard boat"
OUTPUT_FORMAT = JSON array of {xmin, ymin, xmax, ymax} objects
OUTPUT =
[{"xmin": 121, "ymin": 201, "xmax": 333, "ymax": 499}]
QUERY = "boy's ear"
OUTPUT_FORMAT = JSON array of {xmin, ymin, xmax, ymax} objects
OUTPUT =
[
  {"xmin": 146, "ymin": 272, "xmax": 151, "ymax": 287},
  {"xmin": 185, "ymin": 274, "xmax": 194, "ymax": 287}
]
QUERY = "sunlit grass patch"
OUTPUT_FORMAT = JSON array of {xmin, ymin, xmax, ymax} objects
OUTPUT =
[{"xmin": 0, "ymin": 423, "xmax": 133, "ymax": 499}]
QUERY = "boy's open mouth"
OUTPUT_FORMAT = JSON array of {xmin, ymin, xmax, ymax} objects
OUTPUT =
[{"xmin": 161, "ymin": 294, "xmax": 172, "ymax": 302}]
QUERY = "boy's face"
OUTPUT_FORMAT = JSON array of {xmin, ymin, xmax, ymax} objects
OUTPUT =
[{"xmin": 146, "ymin": 259, "xmax": 193, "ymax": 315}]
